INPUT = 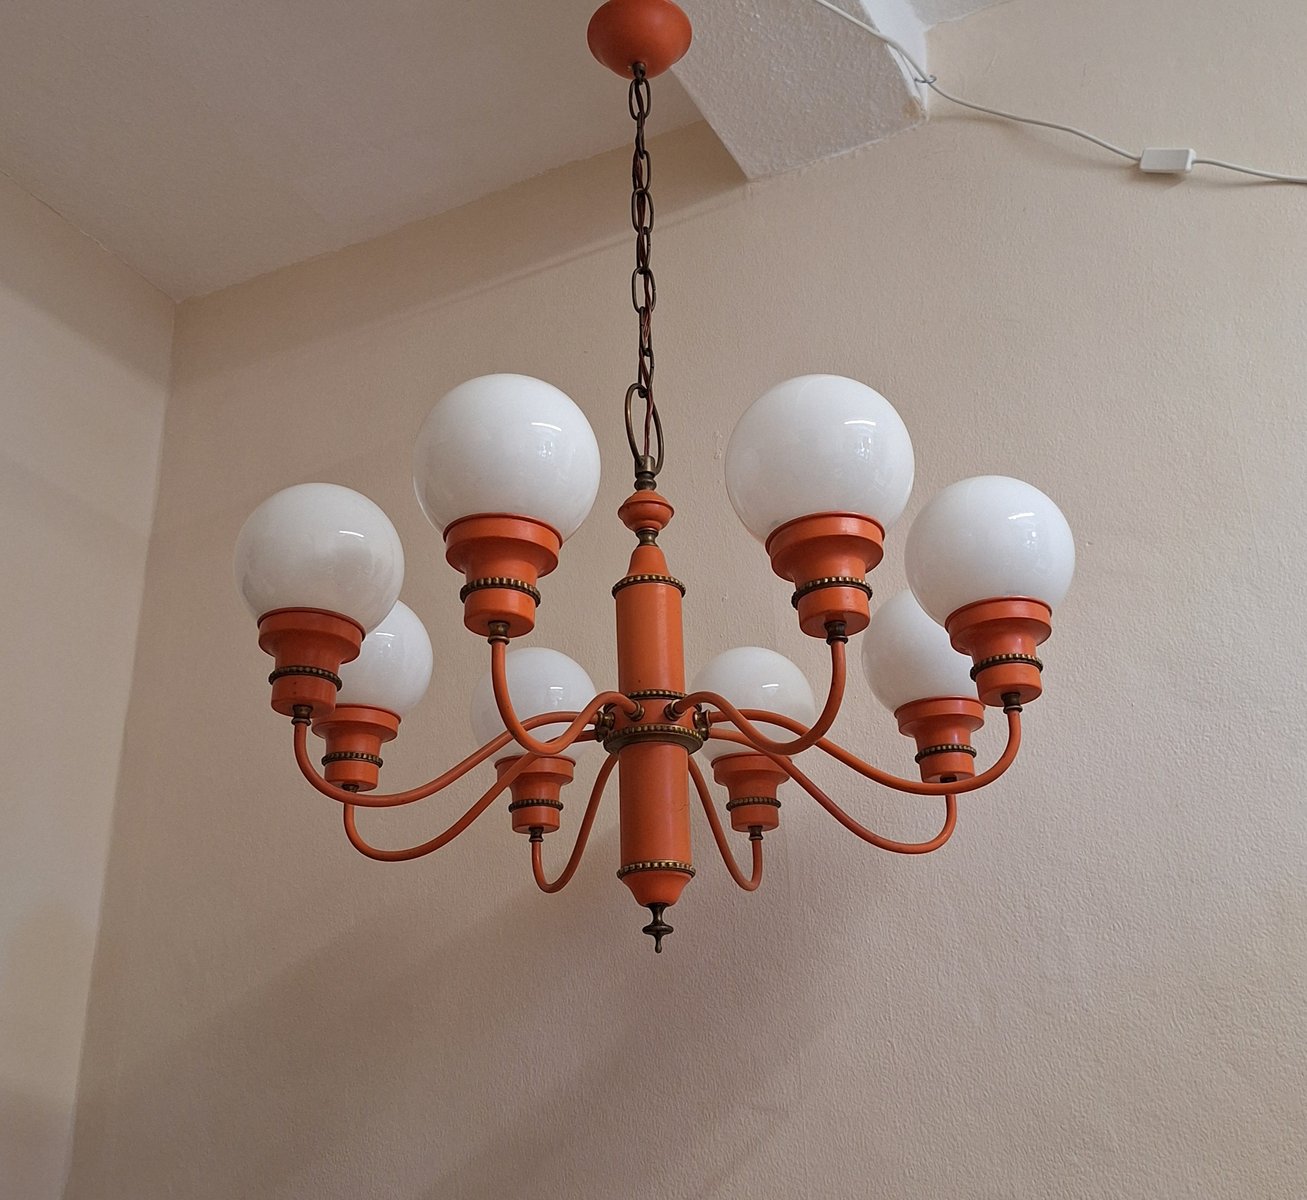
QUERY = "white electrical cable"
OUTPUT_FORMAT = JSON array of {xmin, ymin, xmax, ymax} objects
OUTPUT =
[{"xmin": 811, "ymin": 0, "xmax": 1307, "ymax": 184}]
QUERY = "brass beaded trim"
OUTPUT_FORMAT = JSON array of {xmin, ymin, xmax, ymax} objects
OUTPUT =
[
  {"xmin": 914, "ymin": 743, "xmax": 977, "ymax": 764},
  {"xmin": 459, "ymin": 577, "xmax": 542, "ymax": 605},
  {"xmin": 601, "ymin": 722, "xmax": 704, "ymax": 755},
  {"xmin": 611, "ymin": 572, "xmax": 687, "ymax": 597},
  {"xmin": 970, "ymin": 653, "xmax": 1043, "ymax": 681},
  {"xmin": 616, "ymin": 859, "xmax": 696, "ymax": 880},
  {"xmin": 725, "ymin": 796, "xmax": 782, "ymax": 811},
  {"xmin": 627, "ymin": 688, "xmax": 685, "ymax": 702},
  {"xmin": 508, "ymin": 798, "xmax": 564, "ymax": 813},
  {"xmin": 790, "ymin": 576, "xmax": 872, "ymax": 609},
  {"xmin": 322, "ymin": 750, "xmax": 383, "ymax": 767},
  {"xmin": 268, "ymin": 665, "xmax": 342, "ymax": 689}
]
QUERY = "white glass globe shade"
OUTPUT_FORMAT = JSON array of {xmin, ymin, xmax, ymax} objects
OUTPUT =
[
  {"xmin": 469, "ymin": 647, "xmax": 597, "ymax": 747},
  {"xmin": 413, "ymin": 374, "xmax": 601, "ymax": 540},
  {"xmin": 724, "ymin": 374, "xmax": 915, "ymax": 542},
  {"xmin": 335, "ymin": 601, "xmax": 434, "ymax": 717},
  {"xmin": 691, "ymin": 647, "xmax": 817, "ymax": 763},
  {"xmin": 234, "ymin": 483, "xmax": 405, "ymax": 632},
  {"xmin": 862, "ymin": 591, "xmax": 977, "ymax": 712},
  {"xmin": 905, "ymin": 476, "xmax": 1076, "ymax": 625}
]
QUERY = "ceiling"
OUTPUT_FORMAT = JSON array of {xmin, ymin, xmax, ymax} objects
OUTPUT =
[{"xmin": 0, "ymin": 0, "xmax": 1003, "ymax": 298}]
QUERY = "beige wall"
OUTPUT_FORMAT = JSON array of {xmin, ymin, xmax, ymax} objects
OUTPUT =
[
  {"xmin": 0, "ymin": 175, "xmax": 173, "ymax": 1196},
  {"xmin": 65, "ymin": 0, "xmax": 1306, "ymax": 1196}
]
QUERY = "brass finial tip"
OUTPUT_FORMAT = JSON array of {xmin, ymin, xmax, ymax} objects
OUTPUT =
[{"xmin": 642, "ymin": 903, "xmax": 673, "ymax": 953}]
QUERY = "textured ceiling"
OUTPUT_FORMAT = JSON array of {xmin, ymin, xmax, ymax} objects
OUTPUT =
[{"xmin": 0, "ymin": 0, "xmax": 1007, "ymax": 298}]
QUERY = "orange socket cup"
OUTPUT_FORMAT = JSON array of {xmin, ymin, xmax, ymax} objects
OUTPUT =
[
  {"xmin": 765, "ymin": 513, "xmax": 885, "ymax": 638},
  {"xmin": 257, "ymin": 608, "xmax": 364, "ymax": 717},
  {"xmin": 712, "ymin": 753, "xmax": 789, "ymax": 834},
  {"xmin": 894, "ymin": 697, "xmax": 985, "ymax": 783},
  {"xmin": 500, "ymin": 755, "xmax": 575, "ymax": 836},
  {"xmin": 443, "ymin": 514, "xmax": 562, "ymax": 638},
  {"xmin": 946, "ymin": 597, "xmax": 1053, "ymax": 707},
  {"xmin": 587, "ymin": 0, "xmax": 692, "ymax": 78},
  {"xmin": 312, "ymin": 705, "xmax": 401, "ymax": 792}
]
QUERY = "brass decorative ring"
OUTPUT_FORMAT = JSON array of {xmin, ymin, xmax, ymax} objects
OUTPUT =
[
  {"xmin": 268, "ymin": 665, "xmax": 342, "ymax": 689},
  {"xmin": 508, "ymin": 798, "xmax": 564, "ymax": 813},
  {"xmin": 321, "ymin": 750, "xmax": 383, "ymax": 767},
  {"xmin": 790, "ymin": 576, "xmax": 872, "ymax": 609},
  {"xmin": 602, "ymin": 722, "xmax": 704, "ymax": 755},
  {"xmin": 611, "ymin": 572, "xmax": 687, "ymax": 597},
  {"xmin": 459, "ymin": 577, "xmax": 542, "ymax": 605},
  {"xmin": 627, "ymin": 689, "xmax": 685, "ymax": 702},
  {"xmin": 913, "ymin": 743, "xmax": 977, "ymax": 764},
  {"xmin": 725, "ymin": 796, "xmax": 782, "ymax": 811},
  {"xmin": 970, "ymin": 653, "xmax": 1043, "ymax": 680},
  {"xmin": 616, "ymin": 859, "xmax": 696, "ymax": 880}
]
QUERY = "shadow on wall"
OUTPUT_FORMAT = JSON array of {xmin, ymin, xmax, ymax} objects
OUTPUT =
[
  {"xmin": 62, "ymin": 805, "xmax": 868, "ymax": 1199},
  {"xmin": 0, "ymin": 905, "xmax": 95, "ymax": 1198}
]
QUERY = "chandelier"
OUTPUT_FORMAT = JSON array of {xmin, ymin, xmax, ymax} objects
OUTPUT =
[{"xmin": 234, "ymin": 0, "xmax": 1074, "ymax": 953}]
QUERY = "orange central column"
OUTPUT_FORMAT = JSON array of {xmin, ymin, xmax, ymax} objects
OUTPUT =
[{"xmin": 610, "ymin": 490, "xmax": 699, "ymax": 951}]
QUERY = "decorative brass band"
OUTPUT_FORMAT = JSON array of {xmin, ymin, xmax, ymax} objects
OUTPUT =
[
  {"xmin": 459, "ymin": 577, "xmax": 542, "ymax": 605},
  {"xmin": 913, "ymin": 743, "xmax": 978, "ymax": 764},
  {"xmin": 616, "ymin": 859, "xmax": 696, "ymax": 880},
  {"xmin": 725, "ymin": 796, "xmax": 782, "ymax": 811},
  {"xmin": 790, "ymin": 576, "xmax": 873, "ymax": 609},
  {"xmin": 611, "ymin": 572, "xmax": 687, "ymax": 597},
  {"xmin": 268, "ymin": 665, "xmax": 342, "ymax": 689},
  {"xmin": 508, "ymin": 798, "xmax": 564, "ymax": 813},
  {"xmin": 321, "ymin": 750, "xmax": 383, "ymax": 767},
  {"xmin": 970, "ymin": 652, "xmax": 1043, "ymax": 680},
  {"xmin": 626, "ymin": 688, "xmax": 685, "ymax": 702},
  {"xmin": 601, "ymin": 722, "xmax": 704, "ymax": 755}
]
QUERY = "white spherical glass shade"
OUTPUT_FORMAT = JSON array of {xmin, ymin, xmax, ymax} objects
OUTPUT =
[
  {"xmin": 691, "ymin": 647, "xmax": 817, "ymax": 763},
  {"xmin": 469, "ymin": 647, "xmax": 597, "ymax": 747},
  {"xmin": 724, "ymin": 374, "xmax": 915, "ymax": 542},
  {"xmin": 905, "ymin": 476, "xmax": 1075, "ymax": 625},
  {"xmin": 862, "ymin": 591, "xmax": 977, "ymax": 712},
  {"xmin": 234, "ymin": 483, "xmax": 405, "ymax": 631},
  {"xmin": 413, "ymin": 374, "xmax": 601, "ymax": 539},
  {"xmin": 335, "ymin": 601, "xmax": 434, "ymax": 717}
]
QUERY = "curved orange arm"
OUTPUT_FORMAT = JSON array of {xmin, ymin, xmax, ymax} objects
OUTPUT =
[
  {"xmin": 490, "ymin": 639, "xmax": 637, "ymax": 759},
  {"xmin": 708, "ymin": 734, "xmax": 958, "ymax": 854},
  {"xmin": 530, "ymin": 755, "xmax": 619, "ymax": 894},
  {"xmin": 671, "ymin": 638, "xmax": 847, "ymax": 756},
  {"xmin": 708, "ymin": 705, "xmax": 1022, "ymax": 797},
  {"xmin": 687, "ymin": 758, "xmax": 763, "ymax": 891},
  {"xmin": 293, "ymin": 714, "xmax": 593, "ymax": 808},
  {"xmin": 342, "ymin": 752, "xmax": 540, "ymax": 862}
]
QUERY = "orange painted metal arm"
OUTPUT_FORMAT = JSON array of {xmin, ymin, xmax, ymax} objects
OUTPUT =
[
  {"xmin": 490, "ymin": 639, "xmax": 637, "ymax": 759},
  {"xmin": 779, "ymin": 751, "xmax": 958, "ymax": 853},
  {"xmin": 672, "ymin": 637, "xmax": 847, "ymax": 755},
  {"xmin": 530, "ymin": 755, "xmax": 619, "ymax": 894},
  {"xmin": 687, "ymin": 758, "xmax": 763, "ymax": 891},
  {"xmin": 293, "ymin": 715, "xmax": 592, "ymax": 808},
  {"xmin": 708, "ymin": 705, "xmax": 1023, "ymax": 797},
  {"xmin": 342, "ymin": 752, "xmax": 540, "ymax": 862}
]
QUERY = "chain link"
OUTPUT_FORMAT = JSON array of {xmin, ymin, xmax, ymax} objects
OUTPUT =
[{"xmin": 624, "ymin": 63, "xmax": 663, "ymax": 489}]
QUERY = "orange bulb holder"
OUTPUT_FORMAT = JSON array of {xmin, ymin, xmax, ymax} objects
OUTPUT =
[
  {"xmin": 257, "ymin": 608, "xmax": 364, "ymax": 718},
  {"xmin": 894, "ymin": 697, "xmax": 986, "ymax": 783},
  {"xmin": 946, "ymin": 597, "xmax": 1053, "ymax": 707},
  {"xmin": 587, "ymin": 0, "xmax": 692, "ymax": 79},
  {"xmin": 500, "ymin": 755, "xmax": 575, "ymax": 836},
  {"xmin": 712, "ymin": 753, "xmax": 789, "ymax": 835},
  {"xmin": 312, "ymin": 705, "xmax": 401, "ymax": 792},
  {"xmin": 443, "ymin": 513, "xmax": 562, "ymax": 639},
  {"xmin": 765, "ymin": 512, "xmax": 885, "ymax": 638}
]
